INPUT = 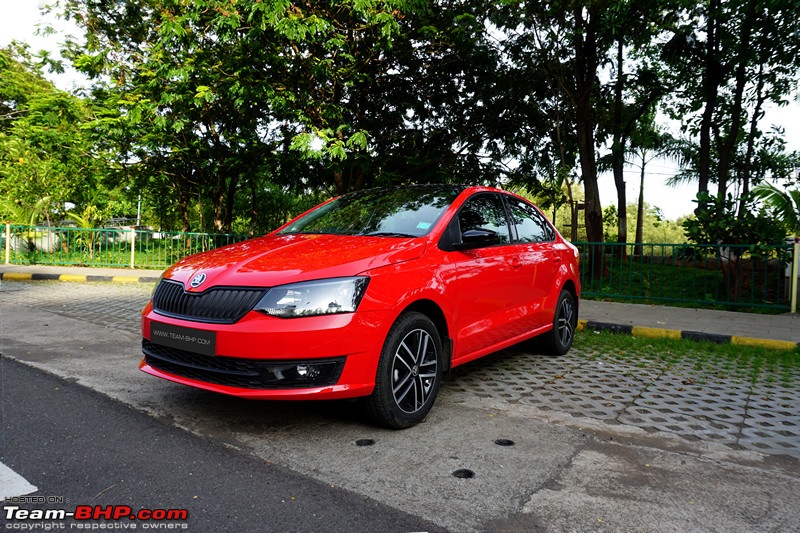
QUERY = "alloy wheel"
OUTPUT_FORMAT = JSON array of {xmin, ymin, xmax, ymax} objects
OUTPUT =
[
  {"xmin": 556, "ymin": 296, "xmax": 575, "ymax": 347},
  {"xmin": 391, "ymin": 328, "xmax": 439, "ymax": 414}
]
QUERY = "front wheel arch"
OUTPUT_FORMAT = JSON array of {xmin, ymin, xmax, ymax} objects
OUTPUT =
[
  {"xmin": 365, "ymin": 311, "xmax": 444, "ymax": 429},
  {"xmin": 401, "ymin": 299, "xmax": 452, "ymax": 372}
]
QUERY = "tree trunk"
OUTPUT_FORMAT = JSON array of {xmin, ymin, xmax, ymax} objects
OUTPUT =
[
  {"xmin": 178, "ymin": 190, "xmax": 190, "ymax": 233},
  {"xmin": 716, "ymin": 2, "xmax": 754, "ymax": 208},
  {"xmin": 333, "ymin": 169, "xmax": 345, "ymax": 195},
  {"xmin": 572, "ymin": 4, "xmax": 604, "ymax": 277},
  {"xmin": 697, "ymin": 0, "xmax": 720, "ymax": 211},
  {"xmin": 212, "ymin": 196, "xmax": 222, "ymax": 232},
  {"xmin": 635, "ymin": 159, "xmax": 646, "ymax": 256},
  {"xmin": 573, "ymin": 6, "xmax": 602, "ymax": 244},
  {"xmin": 612, "ymin": 39, "xmax": 627, "ymax": 250},
  {"xmin": 738, "ymin": 61, "xmax": 766, "ymax": 219},
  {"xmin": 223, "ymin": 173, "xmax": 239, "ymax": 233},
  {"xmin": 249, "ymin": 178, "xmax": 259, "ymax": 236}
]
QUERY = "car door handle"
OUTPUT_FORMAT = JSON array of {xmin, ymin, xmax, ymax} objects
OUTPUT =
[{"xmin": 510, "ymin": 258, "xmax": 522, "ymax": 269}]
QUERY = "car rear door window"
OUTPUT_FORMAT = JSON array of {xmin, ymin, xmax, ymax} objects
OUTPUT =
[{"xmin": 506, "ymin": 197, "xmax": 555, "ymax": 243}]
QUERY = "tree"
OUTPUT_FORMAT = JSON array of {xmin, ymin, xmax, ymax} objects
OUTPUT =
[
  {"xmin": 1, "ymin": 45, "xmax": 115, "ymax": 221},
  {"xmin": 28, "ymin": 0, "xmax": 798, "ymax": 242},
  {"xmin": 595, "ymin": 0, "xmax": 678, "ymax": 248},
  {"xmin": 59, "ymin": 0, "xmax": 507, "ymax": 232},
  {"xmin": 487, "ymin": 0, "xmax": 610, "ymax": 258},
  {"xmin": 625, "ymin": 118, "xmax": 681, "ymax": 253},
  {"xmin": 683, "ymin": 191, "xmax": 787, "ymax": 302},
  {"xmin": 491, "ymin": 1, "xmax": 688, "ymax": 252},
  {"xmin": 0, "ymin": 44, "xmax": 52, "ymax": 134},
  {"xmin": 287, "ymin": 0, "xmax": 513, "ymax": 191},
  {"xmin": 752, "ymin": 182, "xmax": 800, "ymax": 237},
  {"xmin": 661, "ymin": 0, "xmax": 800, "ymax": 214},
  {"xmin": 61, "ymin": 0, "xmax": 287, "ymax": 232}
]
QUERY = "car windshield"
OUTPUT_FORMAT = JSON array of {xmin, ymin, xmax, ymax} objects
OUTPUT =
[{"xmin": 278, "ymin": 185, "xmax": 464, "ymax": 237}]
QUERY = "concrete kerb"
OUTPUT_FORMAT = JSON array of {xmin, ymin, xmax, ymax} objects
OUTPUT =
[
  {"xmin": 0, "ymin": 265, "xmax": 162, "ymax": 284},
  {"xmin": 1, "ymin": 271, "xmax": 160, "ymax": 283},
  {"xmin": 578, "ymin": 319, "xmax": 800, "ymax": 351},
  {"xmin": 3, "ymin": 265, "xmax": 797, "ymax": 351}
]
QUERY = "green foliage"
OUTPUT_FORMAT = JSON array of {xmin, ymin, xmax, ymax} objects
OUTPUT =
[
  {"xmin": 0, "ymin": 196, "xmax": 52, "ymax": 225},
  {"xmin": 683, "ymin": 192, "xmax": 787, "ymax": 253},
  {"xmin": 0, "ymin": 45, "xmax": 119, "ymax": 221},
  {"xmin": 752, "ymin": 182, "xmax": 800, "ymax": 237},
  {"xmin": 56, "ymin": 0, "xmax": 511, "ymax": 233},
  {"xmin": 66, "ymin": 204, "xmax": 109, "ymax": 229},
  {"xmin": 1, "ymin": 0, "xmax": 797, "ymax": 244},
  {"xmin": 603, "ymin": 205, "xmax": 619, "ymax": 241},
  {"xmin": 547, "ymin": 195, "xmax": 685, "ymax": 244},
  {"xmin": 660, "ymin": 0, "xmax": 800, "ymax": 202},
  {"xmin": 0, "ymin": 44, "xmax": 54, "ymax": 129}
]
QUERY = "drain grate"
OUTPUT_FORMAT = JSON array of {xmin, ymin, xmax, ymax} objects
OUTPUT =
[{"xmin": 452, "ymin": 469, "xmax": 475, "ymax": 479}]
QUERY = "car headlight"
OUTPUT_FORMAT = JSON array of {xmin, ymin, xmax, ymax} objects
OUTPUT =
[{"xmin": 254, "ymin": 277, "xmax": 370, "ymax": 318}]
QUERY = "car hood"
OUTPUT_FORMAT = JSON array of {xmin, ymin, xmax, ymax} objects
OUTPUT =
[{"xmin": 164, "ymin": 233, "xmax": 427, "ymax": 291}]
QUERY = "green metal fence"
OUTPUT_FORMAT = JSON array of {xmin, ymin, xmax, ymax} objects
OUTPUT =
[
  {"xmin": 2, "ymin": 224, "xmax": 250, "ymax": 269},
  {"xmin": 3, "ymin": 224, "xmax": 797, "ymax": 312},
  {"xmin": 575, "ymin": 241, "xmax": 796, "ymax": 312}
]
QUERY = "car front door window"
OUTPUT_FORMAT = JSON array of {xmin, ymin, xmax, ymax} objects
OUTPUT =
[{"xmin": 457, "ymin": 194, "xmax": 511, "ymax": 245}]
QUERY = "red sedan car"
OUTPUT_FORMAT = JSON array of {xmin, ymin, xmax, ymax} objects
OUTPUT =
[{"xmin": 141, "ymin": 185, "xmax": 580, "ymax": 428}]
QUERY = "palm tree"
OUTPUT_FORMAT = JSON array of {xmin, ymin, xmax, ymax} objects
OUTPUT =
[
  {"xmin": 751, "ymin": 182, "xmax": 800, "ymax": 237},
  {"xmin": 0, "ymin": 196, "xmax": 52, "ymax": 226},
  {"xmin": 0, "ymin": 196, "xmax": 57, "ymax": 253}
]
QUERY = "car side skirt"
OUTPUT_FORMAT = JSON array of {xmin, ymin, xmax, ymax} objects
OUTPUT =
[{"xmin": 450, "ymin": 323, "xmax": 553, "ymax": 368}]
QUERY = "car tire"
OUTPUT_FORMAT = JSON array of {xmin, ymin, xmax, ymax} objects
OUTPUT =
[
  {"xmin": 541, "ymin": 289, "xmax": 577, "ymax": 355},
  {"xmin": 365, "ymin": 311, "xmax": 443, "ymax": 429}
]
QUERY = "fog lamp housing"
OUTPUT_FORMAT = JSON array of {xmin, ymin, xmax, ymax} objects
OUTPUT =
[{"xmin": 257, "ymin": 359, "xmax": 345, "ymax": 388}]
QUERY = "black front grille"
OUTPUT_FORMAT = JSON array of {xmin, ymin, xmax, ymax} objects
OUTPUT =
[
  {"xmin": 142, "ymin": 340, "xmax": 345, "ymax": 390},
  {"xmin": 152, "ymin": 279, "xmax": 265, "ymax": 324}
]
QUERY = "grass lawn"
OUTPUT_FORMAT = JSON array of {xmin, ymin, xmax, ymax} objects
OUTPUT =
[{"xmin": 575, "ymin": 329, "xmax": 800, "ymax": 387}]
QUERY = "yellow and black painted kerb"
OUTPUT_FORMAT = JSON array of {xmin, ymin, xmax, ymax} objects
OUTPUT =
[
  {"xmin": 577, "ymin": 320, "xmax": 799, "ymax": 352},
  {"xmin": 2, "ymin": 271, "xmax": 796, "ymax": 351},
  {"xmin": 0, "ymin": 272, "xmax": 159, "ymax": 284}
]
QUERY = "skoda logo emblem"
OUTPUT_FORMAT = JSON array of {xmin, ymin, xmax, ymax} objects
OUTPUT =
[{"xmin": 190, "ymin": 273, "xmax": 207, "ymax": 288}]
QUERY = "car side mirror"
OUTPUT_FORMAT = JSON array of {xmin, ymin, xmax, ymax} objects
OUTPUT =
[{"xmin": 452, "ymin": 229, "xmax": 501, "ymax": 250}]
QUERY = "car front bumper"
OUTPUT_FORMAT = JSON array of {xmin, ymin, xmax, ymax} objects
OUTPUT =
[{"xmin": 140, "ymin": 302, "xmax": 387, "ymax": 400}]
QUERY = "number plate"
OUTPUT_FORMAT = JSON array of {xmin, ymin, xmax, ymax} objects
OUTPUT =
[{"xmin": 150, "ymin": 322, "xmax": 216, "ymax": 356}]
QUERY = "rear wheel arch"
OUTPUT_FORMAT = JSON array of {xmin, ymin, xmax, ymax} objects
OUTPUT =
[
  {"xmin": 560, "ymin": 279, "xmax": 579, "ymax": 315},
  {"xmin": 541, "ymin": 287, "xmax": 578, "ymax": 355}
]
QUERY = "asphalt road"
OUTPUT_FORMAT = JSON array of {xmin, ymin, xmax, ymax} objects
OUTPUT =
[
  {"xmin": 2, "ymin": 280, "xmax": 800, "ymax": 532},
  {"xmin": 0, "ymin": 358, "xmax": 439, "ymax": 532}
]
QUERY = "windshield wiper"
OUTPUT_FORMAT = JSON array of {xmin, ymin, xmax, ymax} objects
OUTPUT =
[
  {"xmin": 279, "ymin": 230, "xmax": 338, "ymax": 235},
  {"xmin": 362, "ymin": 231, "xmax": 417, "ymax": 238}
]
